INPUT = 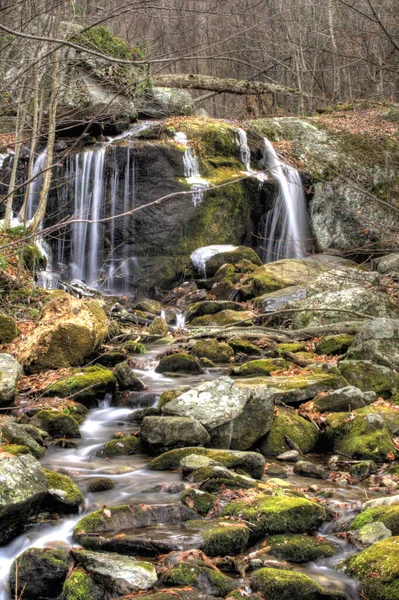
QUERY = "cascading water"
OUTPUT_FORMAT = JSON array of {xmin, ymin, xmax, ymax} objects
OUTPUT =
[
  {"xmin": 236, "ymin": 127, "xmax": 251, "ymax": 171},
  {"xmin": 175, "ymin": 132, "xmax": 208, "ymax": 207},
  {"xmin": 262, "ymin": 138, "xmax": 310, "ymax": 262}
]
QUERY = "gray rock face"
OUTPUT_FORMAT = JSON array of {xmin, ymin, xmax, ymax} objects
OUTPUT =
[
  {"xmin": 0, "ymin": 354, "xmax": 22, "ymax": 407},
  {"xmin": 73, "ymin": 550, "xmax": 157, "ymax": 595},
  {"xmin": 277, "ymin": 450, "xmax": 300, "ymax": 462},
  {"xmin": 375, "ymin": 253, "xmax": 399, "ymax": 275},
  {"xmin": 338, "ymin": 360, "xmax": 399, "ymax": 395},
  {"xmin": 141, "ymin": 416, "xmax": 210, "ymax": 450},
  {"xmin": 231, "ymin": 388, "xmax": 275, "ymax": 450},
  {"xmin": 362, "ymin": 494, "xmax": 399, "ymax": 511},
  {"xmin": 180, "ymin": 454, "xmax": 221, "ymax": 473},
  {"xmin": 0, "ymin": 454, "xmax": 48, "ymax": 544},
  {"xmin": 1, "ymin": 421, "xmax": 45, "ymax": 458},
  {"xmin": 313, "ymin": 386, "xmax": 376, "ymax": 413},
  {"xmin": 349, "ymin": 522, "xmax": 392, "ymax": 549},
  {"xmin": 114, "ymin": 361, "xmax": 145, "ymax": 391},
  {"xmin": 349, "ymin": 318, "xmax": 399, "ymax": 371}
]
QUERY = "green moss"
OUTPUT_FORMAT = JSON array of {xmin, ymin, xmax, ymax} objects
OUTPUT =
[
  {"xmin": 190, "ymin": 310, "xmax": 252, "ymax": 327},
  {"xmin": 45, "ymin": 365, "xmax": 116, "ymax": 405},
  {"xmin": 97, "ymin": 435, "xmax": 142, "ymax": 457},
  {"xmin": 44, "ymin": 468, "xmax": 84, "ymax": 510},
  {"xmin": 148, "ymin": 316, "xmax": 168, "ymax": 336},
  {"xmin": 0, "ymin": 313, "xmax": 19, "ymax": 343},
  {"xmin": 267, "ymin": 534, "xmax": 337, "ymax": 562},
  {"xmin": 21, "ymin": 245, "xmax": 46, "ymax": 272},
  {"xmin": 275, "ymin": 343, "xmax": 307, "ymax": 355},
  {"xmin": 181, "ymin": 488, "xmax": 215, "ymax": 515},
  {"xmin": 87, "ymin": 477, "xmax": 115, "ymax": 493},
  {"xmin": 32, "ymin": 409, "xmax": 81, "ymax": 438},
  {"xmin": 162, "ymin": 562, "xmax": 237, "ymax": 596},
  {"xmin": 62, "ymin": 569, "xmax": 96, "ymax": 600},
  {"xmin": 342, "ymin": 536, "xmax": 399, "ymax": 600},
  {"xmin": 249, "ymin": 271, "xmax": 288, "ymax": 296},
  {"xmin": 134, "ymin": 299, "xmax": 162, "ymax": 314},
  {"xmin": 192, "ymin": 338, "xmax": 234, "ymax": 363},
  {"xmin": 185, "ymin": 519, "xmax": 249, "ymax": 555},
  {"xmin": 221, "ymin": 494, "xmax": 326, "ymax": 538},
  {"xmin": 231, "ymin": 358, "xmax": 287, "ymax": 377},
  {"xmin": 73, "ymin": 25, "xmax": 139, "ymax": 60},
  {"xmin": 251, "ymin": 567, "xmax": 324, "ymax": 600},
  {"xmin": 0, "ymin": 444, "xmax": 30, "ymax": 456},
  {"xmin": 94, "ymin": 350, "xmax": 126, "ymax": 367},
  {"xmin": 260, "ymin": 407, "xmax": 319, "ymax": 456},
  {"xmin": 352, "ymin": 506, "xmax": 399, "ymax": 534},
  {"xmin": 316, "ymin": 334, "xmax": 355, "ymax": 356},
  {"xmin": 155, "ymin": 353, "xmax": 203, "ymax": 375},
  {"xmin": 339, "ymin": 360, "xmax": 399, "ymax": 396},
  {"xmin": 227, "ymin": 338, "xmax": 262, "ymax": 355},
  {"xmin": 124, "ymin": 341, "xmax": 146, "ymax": 354},
  {"xmin": 349, "ymin": 460, "xmax": 377, "ymax": 480}
]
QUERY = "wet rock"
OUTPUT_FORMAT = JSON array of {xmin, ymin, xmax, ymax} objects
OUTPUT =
[
  {"xmin": 31, "ymin": 409, "xmax": 81, "ymax": 438},
  {"xmin": 181, "ymin": 488, "xmax": 215, "ymax": 515},
  {"xmin": 349, "ymin": 521, "xmax": 392, "ymax": 549},
  {"xmin": 9, "ymin": 547, "xmax": 68, "ymax": 600},
  {"xmin": 148, "ymin": 316, "xmax": 168, "ymax": 336},
  {"xmin": 124, "ymin": 340, "xmax": 146, "ymax": 354},
  {"xmin": 1, "ymin": 421, "xmax": 45, "ymax": 458},
  {"xmin": 277, "ymin": 450, "xmax": 300, "ymax": 462},
  {"xmin": 267, "ymin": 533, "xmax": 337, "ymax": 562},
  {"xmin": 204, "ymin": 246, "xmax": 261, "ymax": 277},
  {"xmin": 158, "ymin": 386, "xmax": 191, "ymax": 410},
  {"xmin": 231, "ymin": 388, "xmax": 275, "ymax": 450},
  {"xmin": 230, "ymin": 358, "xmax": 286, "ymax": 377},
  {"xmin": 260, "ymin": 407, "xmax": 318, "ymax": 456},
  {"xmin": 44, "ymin": 468, "xmax": 83, "ymax": 513},
  {"xmin": 179, "ymin": 454, "xmax": 221, "ymax": 473},
  {"xmin": 44, "ymin": 365, "xmax": 116, "ymax": 407},
  {"xmin": 227, "ymin": 338, "xmax": 262, "ymax": 356},
  {"xmin": 0, "ymin": 313, "xmax": 19, "ymax": 344},
  {"xmin": 293, "ymin": 460, "xmax": 329, "ymax": 479},
  {"xmin": 62, "ymin": 568, "xmax": 99, "ymax": 600},
  {"xmin": 348, "ymin": 317, "xmax": 399, "ymax": 371},
  {"xmin": 134, "ymin": 299, "xmax": 162, "ymax": 315},
  {"xmin": 253, "ymin": 285, "xmax": 306, "ymax": 312},
  {"xmin": 316, "ymin": 334, "xmax": 355, "ymax": 356},
  {"xmin": 96, "ymin": 435, "xmax": 142, "ymax": 458},
  {"xmin": 186, "ymin": 300, "xmax": 245, "ymax": 322},
  {"xmin": 161, "ymin": 561, "xmax": 238, "ymax": 596},
  {"xmin": 87, "ymin": 477, "xmax": 115, "ymax": 492},
  {"xmin": 349, "ymin": 460, "xmax": 377, "ymax": 480},
  {"xmin": 251, "ymin": 567, "xmax": 343, "ymax": 600},
  {"xmin": 187, "ymin": 464, "xmax": 257, "ymax": 492},
  {"xmin": 72, "ymin": 549, "xmax": 157, "ymax": 595},
  {"xmin": 17, "ymin": 293, "xmax": 108, "ymax": 372},
  {"xmin": 94, "ymin": 350, "xmax": 126, "ymax": 366},
  {"xmin": 191, "ymin": 338, "xmax": 234, "ymax": 363},
  {"xmin": 155, "ymin": 353, "xmax": 203, "ymax": 375},
  {"xmin": 190, "ymin": 309, "xmax": 254, "ymax": 327},
  {"xmin": 141, "ymin": 416, "xmax": 210, "ymax": 451},
  {"xmin": 0, "ymin": 354, "xmax": 22, "ymax": 407},
  {"xmin": 265, "ymin": 464, "xmax": 288, "ymax": 478},
  {"xmin": 352, "ymin": 504, "xmax": 399, "ymax": 535},
  {"xmin": 184, "ymin": 519, "xmax": 249, "ymax": 555},
  {"xmin": 313, "ymin": 386, "xmax": 376, "ymax": 413},
  {"xmin": 0, "ymin": 454, "xmax": 48, "ymax": 544},
  {"xmin": 114, "ymin": 361, "xmax": 146, "ymax": 391},
  {"xmin": 338, "ymin": 360, "xmax": 399, "ymax": 396},
  {"xmin": 167, "ymin": 482, "xmax": 185, "ymax": 493}
]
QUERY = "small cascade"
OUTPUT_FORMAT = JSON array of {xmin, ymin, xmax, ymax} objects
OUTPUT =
[
  {"xmin": 191, "ymin": 244, "xmax": 237, "ymax": 278},
  {"xmin": 175, "ymin": 132, "xmax": 208, "ymax": 207},
  {"xmin": 106, "ymin": 121, "xmax": 154, "ymax": 143},
  {"xmin": 35, "ymin": 237, "xmax": 59, "ymax": 290},
  {"xmin": 236, "ymin": 128, "xmax": 251, "ymax": 171},
  {"xmin": 26, "ymin": 148, "xmax": 47, "ymax": 220},
  {"xmin": 262, "ymin": 138, "xmax": 310, "ymax": 262}
]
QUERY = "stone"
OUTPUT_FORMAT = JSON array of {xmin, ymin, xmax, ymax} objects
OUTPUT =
[
  {"xmin": 9, "ymin": 547, "xmax": 68, "ymax": 600},
  {"xmin": 134, "ymin": 299, "xmax": 162, "ymax": 315},
  {"xmin": 349, "ymin": 460, "xmax": 377, "ymax": 480},
  {"xmin": 179, "ymin": 454, "xmax": 221, "ymax": 472},
  {"xmin": 0, "ymin": 454, "xmax": 48, "ymax": 544},
  {"xmin": 351, "ymin": 504, "xmax": 399, "ymax": 535},
  {"xmin": 316, "ymin": 334, "xmax": 355, "ymax": 356},
  {"xmin": 204, "ymin": 246, "xmax": 261, "ymax": 276},
  {"xmin": 349, "ymin": 521, "xmax": 392, "ymax": 549},
  {"xmin": 231, "ymin": 388, "xmax": 275, "ymax": 450},
  {"xmin": 186, "ymin": 300, "xmax": 245, "ymax": 322},
  {"xmin": 1, "ymin": 421, "xmax": 45, "ymax": 458},
  {"xmin": 72, "ymin": 550, "xmax": 157, "ymax": 595},
  {"xmin": 44, "ymin": 365, "xmax": 116, "ymax": 407},
  {"xmin": 348, "ymin": 318, "xmax": 399, "ymax": 371},
  {"xmin": 227, "ymin": 338, "xmax": 262, "ymax": 355},
  {"xmin": 94, "ymin": 350, "xmax": 126, "ymax": 366},
  {"xmin": 17, "ymin": 293, "xmax": 108, "ymax": 372},
  {"xmin": 277, "ymin": 450, "xmax": 300, "ymax": 462},
  {"xmin": 181, "ymin": 488, "xmax": 215, "ymax": 515},
  {"xmin": 253, "ymin": 285, "xmax": 306, "ymax": 312},
  {"xmin": 44, "ymin": 468, "xmax": 84, "ymax": 512},
  {"xmin": 161, "ymin": 561, "xmax": 238, "ymax": 596},
  {"xmin": 260, "ymin": 407, "xmax": 318, "ymax": 456},
  {"xmin": 0, "ymin": 354, "xmax": 22, "ymax": 407},
  {"xmin": 148, "ymin": 316, "xmax": 168, "ymax": 336},
  {"xmin": 114, "ymin": 361, "xmax": 145, "ymax": 390},
  {"xmin": 163, "ymin": 376, "xmax": 250, "ymax": 430},
  {"xmin": 266, "ymin": 533, "xmax": 337, "ymax": 562},
  {"xmin": 293, "ymin": 460, "xmax": 329, "ymax": 479},
  {"xmin": 96, "ymin": 435, "xmax": 142, "ymax": 458},
  {"xmin": 87, "ymin": 477, "xmax": 115, "ymax": 492},
  {"xmin": 187, "ymin": 464, "xmax": 257, "ymax": 492},
  {"xmin": 0, "ymin": 313, "xmax": 19, "ymax": 344},
  {"xmin": 230, "ymin": 358, "xmax": 286, "ymax": 377},
  {"xmin": 31, "ymin": 409, "xmax": 81, "ymax": 438},
  {"xmin": 190, "ymin": 310, "xmax": 254, "ymax": 327},
  {"xmin": 376, "ymin": 253, "xmax": 399, "ymax": 275},
  {"xmin": 141, "ymin": 416, "xmax": 210, "ymax": 450},
  {"xmin": 62, "ymin": 569, "xmax": 97, "ymax": 600},
  {"xmin": 155, "ymin": 353, "xmax": 203, "ymax": 375},
  {"xmin": 251, "ymin": 567, "xmax": 340, "ymax": 600},
  {"xmin": 362, "ymin": 494, "xmax": 399, "ymax": 511},
  {"xmin": 339, "ymin": 360, "xmax": 399, "ymax": 396},
  {"xmin": 313, "ymin": 386, "xmax": 376, "ymax": 413},
  {"xmin": 191, "ymin": 339, "xmax": 234, "ymax": 363}
]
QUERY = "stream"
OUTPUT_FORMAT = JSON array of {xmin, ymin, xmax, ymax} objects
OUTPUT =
[{"xmin": 0, "ymin": 344, "xmax": 363, "ymax": 600}]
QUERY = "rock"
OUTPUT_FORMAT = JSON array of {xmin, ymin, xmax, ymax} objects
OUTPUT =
[
  {"xmin": 141, "ymin": 416, "xmax": 210, "ymax": 451},
  {"xmin": 1, "ymin": 421, "xmax": 45, "ymax": 458},
  {"xmin": 45, "ymin": 365, "xmax": 116, "ymax": 407},
  {"xmin": 148, "ymin": 447, "xmax": 265, "ymax": 479},
  {"xmin": 265, "ymin": 464, "xmax": 288, "ymax": 478},
  {"xmin": 158, "ymin": 386, "xmax": 191, "ymax": 410},
  {"xmin": 227, "ymin": 338, "xmax": 262, "ymax": 355},
  {"xmin": 277, "ymin": 450, "xmax": 300, "ymax": 462},
  {"xmin": 203, "ymin": 246, "xmax": 261, "ymax": 277},
  {"xmin": 230, "ymin": 358, "xmax": 286, "ymax": 377},
  {"xmin": 349, "ymin": 460, "xmax": 377, "ymax": 480},
  {"xmin": 94, "ymin": 350, "xmax": 126, "ymax": 366},
  {"xmin": 267, "ymin": 533, "xmax": 337, "ymax": 562},
  {"xmin": 349, "ymin": 521, "xmax": 392, "ymax": 549},
  {"xmin": 43, "ymin": 469, "xmax": 83, "ymax": 512},
  {"xmin": 134, "ymin": 299, "xmax": 162, "ymax": 315},
  {"xmin": 222, "ymin": 494, "xmax": 326, "ymax": 538},
  {"xmin": 260, "ymin": 407, "xmax": 318, "ymax": 456},
  {"xmin": 155, "ymin": 353, "xmax": 203, "ymax": 375},
  {"xmin": 148, "ymin": 316, "xmax": 168, "ymax": 336},
  {"xmin": 181, "ymin": 488, "xmax": 215, "ymax": 515},
  {"xmin": 0, "ymin": 313, "xmax": 19, "ymax": 343},
  {"xmin": 313, "ymin": 386, "xmax": 376, "ymax": 413},
  {"xmin": 293, "ymin": 460, "xmax": 329, "ymax": 479},
  {"xmin": 351, "ymin": 504, "xmax": 399, "ymax": 535},
  {"xmin": 124, "ymin": 341, "xmax": 146, "ymax": 354},
  {"xmin": 191, "ymin": 339, "xmax": 234, "ymax": 363},
  {"xmin": 251, "ymin": 567, "xmax": 341, "ymax": 600},
  {"xmin": 186, "ymin": 300, "xmax": 245, "ymax": 322},
  {"xmin": 341, "ymin": 537, "xmax": 399, "ymax": 600},
  {"xmin": 231, "ymin": 388, "xmax": 275, "ymax": 450},
  {"xmin": 31, "ymin": 409, "xmax": 81, "ymax": 438},
  {"xmin": 163, "ymin": 376, "xmax": 250, "ymax": 430},
  {"xmin": 62, "ymin": 569, "xmax": 98, "ymax": 600},
  {"xmin": 73, "ymin": 549, "xmax": 157, "ymax": 595},
  {"xmin": 358, "ymin": 405, "xmax": 399, "ymax": 435},
  {"xmin": 87, "ymin": 477, "xmax": 115, "ymax": 492},
  {"xmin": 0, "ymin": 354, "xmax": 22, "ymax": 407},
  {"xmin": 180, "ymin": 454, "xmax": 220, "ymax": 473},
  {"xmin": 348, "ymin": 318, "xmax": 399, "ymax": 371},
  {"xmin": 161, "ymin": 561, "xmax": 238, "ymax": 596},
  {"xmin": 190, "ymin": 310, "xmax": 254, "ymax": 327},
  {"xmin": 338, "ymin": 360, "xmax": 399, "ymax": 396},
  {"xmin": 17, "ymin": 293, "xmax": 108, "ymax": 372},
  {"xmin": 0, "ymin": 454, "xmax": 48, "ymax": 544},
  {"xmin": 96, "ymin": 435, "xmax": 142, "ymax": 458},
  {"xmin": 316, "ymin": 334, "xmax": 355, "ymax": 355},
  {"xmin": 375, "ymin": 253, "xmax": 399, "ymax": 275},
  {"xmin": 187, "ymin": 464, "xmax": 257, "ymax": 492},
  {"xmin": 253, "ymin": 285, "xmax": 306, "ymax": 312},
  {"xmin": 9, "ymin": 547, "xmax": 68, "ymax": 600},
  {"xmin": 362, "ymin": 494, "xmax": 399, "ymax": 511},
  {"xmin": 114, "ymin": 361, "xmax": 145, "ymax": 390},
  {"xmin": 185, "ymin": 519, "xmax": 250, "ymax": 556},
  {"xmin": 274, "ymin": 343, "xmax": 306, "ymax": 355}
]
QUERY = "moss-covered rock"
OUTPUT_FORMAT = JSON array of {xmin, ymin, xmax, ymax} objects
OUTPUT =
[
  {"xmin": 141, "ymin": 416, "xmax": 210, "ymax": 451},
  {"xmin": 62, "ymin": 568, "xmax": 97, "ymax": 600},
  {"xmin": 227, "ymin": 338, "xmax": 262, "ymax": 355},
  {"xmin": 87, "ymin": 477, "xmax": 115, "ymax": 493},
  {"xmin": 231, "ymin": 358, "xmax": 286, "ymax": 377},
  {"xmin": 190, "ymin": 310, "xmax": 254, "ymax": 327},
  {"xmin": 260, "ymin": 407, "xmax": 319, "ymax": 456},
  {"xmin": 9, "ymin": 547, "xmax": 68, "ymax": 600},
  {"xmin": 161, "ymin": 562, "xmax": 238, "ymax": 596},
  {"xmin": 155, "ymin": 353, "xmax": 203, "ymax": 375},
  {"xmin": 313, "ymin": 386, "xmax": 376, "ymax": 413},
  {"xmin": 0, "ymin": 353, "xmax": 22, "ymax": 407},
  {"xmin": 94, "ymin": 350, "xmax": 126, "ymax": 367},
  {"xmin": 251, "ymin": 567, "xmax": 331, "ymax": 600},
  {"xmin": 267, "ymin": 533, "xmax": 337, "ymax": 562},
  {"xmin": 185, "ymin": 519, "xmax": 249, "ymax": 555},
  {"xmin": 45, "ymin": 365, "xmax": 116, "ymax": 407},
  {"xmin": 44, "ymin": 468, "xmax": 84, "ymax": 512},
  {"xmin": 1, "ymin": 421, "xmax": 45, "ymax": 458},
  {"xmin": 148, "ymin": 316, "xmax": 168, "ymax": 336},
  {"xmin": 0, "ymin": 313, "xmax": 19, "ymax": 344},
  {"xmin": 96, "ymin": 435, "xmax": 142, "ymax": 458},
  {"xmin": 31, "ymin": 409, "xmax": 81, "ymax": 438},
  {"xmin": 0, "ymin": 443, "xmax": 30, "ymax": 456},
  {"xmin": 191, "ymin": 338, "xmax": 234, "ymax": 363},
  {"xmin": 221, "ymin": 494, "xmax": 326, "ymax": 538},
  {"xmin": 352, "ymin": 505, "xmax": 399, "ymax": 535},
  {"xmin": 204, "ymin": 246, "xmax": 261, "ymax": 277},
  {"xmin": 356, "ymin": 405, "xmax": 399, "ymax": 436},
  {"xmin": 180, "ymin": 488, "xmax": 215, "ymax": 515},
  {"xmin": 158, "ymin": 386, "xmax": 191, "ymax": 410},
  {"xmin": 186, "ymin": 300, "xmax": 244, "ymax": 322},
  {"xmin": 341, "ymin": 537, "xmax": 399, "ymax": 600},
  {"xmin": 275, "ymin": 342, "xmax": 306, "ymax": 355},
  {"xmin": 134, "ymin": 299, "xmax": 162, "ymax": 315},
  {"xmin": 124, "ymin": 341, "xmax": 146, "ymax": 354},
  {"xmin": 114, "ymin": 361, "xmax": 145, "ymax": 391},
  {"xmin": 349, "ymin": 460, "xmax": 377, "ymax": 480},
  {"xmin": 338, "ymin": 360, "xmax": 399, "ymax": 396},
  {"xmin": 316, "ymin": 334, "xmax": 355, "ymax": 356},
  {"xmin": 22, "ymin": 245, "xmax": 46, "ymax": 272}
]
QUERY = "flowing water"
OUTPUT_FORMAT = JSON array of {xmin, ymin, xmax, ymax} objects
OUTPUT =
[
  {"xmin": 175, "ymin": 131, "xmax": 209, "ymax": 207},
  {"xmin": 190, "ymin": 244, "xmax": 238, "ymax": 277}
]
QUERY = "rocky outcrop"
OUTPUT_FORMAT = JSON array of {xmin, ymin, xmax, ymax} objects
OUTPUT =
[{"xmin": 348, "ymin": 318, "xmax": 399, "ymax": 370}]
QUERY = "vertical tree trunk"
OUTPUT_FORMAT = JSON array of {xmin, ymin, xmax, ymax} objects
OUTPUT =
[
  {"xmin": 4, "ymin": 101, "xmax": 26, "ymax": 229},
  {"xmin": 328, "ymin": 0, "xmax": 340, "ymax": 99}
]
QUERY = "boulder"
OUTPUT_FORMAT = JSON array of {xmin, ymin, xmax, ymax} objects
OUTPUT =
[
  {"xmin": 1, "ymin": 421, "xmax": 45, "ymax": 458},
  {"xmin": 62, "ymin": 569, "xmax": 98, "ymax": 600},
  {"xmin": 186, "ymin": 300, "xmax": 245, "ymax": 322},
  {"xmin": 148, "ymin": 316, "xmax": 168, "ymax": 336},
  {"xmin": 44, "ymin": 365, "xmax": 116, "ymax": 407},
  {"xmin": 190, "ymin": 310, "xmax": 254, "ymax": 327},
  {"xmin": 266, "ymin": 533, "xmax": 336, "ymax": 562},
  {"xmin": 313, "ymin": 386, "xmax": 376, "ymax": 413},
  {"xmin": 253, "ymin": 285, "xmax": 306, "ymax": 312},
  {"xmin": 114, "ymin": 361, "xmax": 145, "ymax": 390},
  {"xmin": 375, "ymin": 253, "xmax": 399, "ymax": 275},
  {"xmin": 0, "ymin": 354, "xmax": 22, "ymax": 407},
  {"xmin": 181, "ymin": 488, "xmax": 215, "ymax": 515},
  {"xmin": 316, "ymin": 334, "xmax": 355, "ymax": 356},
  {"xmin": 230, "ymin": 358, "xmax": 286, "ymax": 377},
  {"xmin": 161, "ymin": 561, "xmax": 237, "ymax": 597},
  {"xmin": 9, "ymin": 548, "xmax": 68, "ymax": 600},
  {"xmin": 0, "ymin": 313, "xmax": 19, "ymax": 343},
  {"xmin": 96, "ymin": 435, "xmax": 142, "ymax": 458},
  {"xmin": 351, "ymin": 504, "xmax": 399, "ymax": 535},
  {"xmin": 227, "ymin": 338, "xmax": 262, "ymax": 355},
  {"xmin": 349, "ymin": 460, "xmax": 377, "ymax": 480},
  {"xmin": 184, "ymin": 519, "xmax": 249, "ymax": 556},
  {"xmin": 259, "ymin": 407, "xmax": 319, "ymax": 456},
  {"xmin": 293, "ymin": 460, "xmax": 329, "ymax": 479},
  {"xmin": 230, "ymin": 388, "xmax": 275, "ymax": 450},
  {"xmin": 155, "ymin": 353, "xmax": 203, "ymax": 375},
  {"xmin": 87, "ymin": 477, "xmax": 115, "ymax": 493},
  {"xmin": 191, "ymin": 339, "xmax": 234, "ymax": 363},
  {"xmin": 31, "ymin": 409, "xmax": 81, "ymax": 438},
  {"xmin": 349, "ymin": 521, "xmax": 392, "ymax": 549},
  {"xmin": 141, "ymin": 416, "xmax": 210, "ymax": 451},
  {"xmin": 348, "ymin": 318, "xmax": 399, "ymax": 370},
  {"xmin": 17, "ymin": 293, "xmax": 108, "ymax": 372},
  {"xmin": 0, "ymin": 454, "xmax": 48, "ymax": 544},
  {"xmin": 338, "ymin": 360, "xmax": 399, "ymax": 396},
  {"xmin": 202, "ymin": 246, "xmax": 261, "ymax": 277},
  {"xmin": 43, "ymin": 469, "xmax": 83, "ymax": 512},
  {"xmin": 251, "ymin": 568, "xmax": 343, "ymax": 600},
  {"xmin": 72, "ymin": 550, "xmax": 157, "ymax": 595}
]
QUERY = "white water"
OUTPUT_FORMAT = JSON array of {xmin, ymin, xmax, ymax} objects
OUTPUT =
[
  {"xmin": 236, "ymin": 128, "xmax": 251, "ymax": 171},
  {"xmin": 191, "ymin": 244, "xmax": 237, "ymax": 278},
  {"xmin": 262, "ymin": 138, "xmax": 310, "ymax": 262},
  {"xmin": 175, "ymin": 132, "xmax": 208, "ymax": 207},
  {"xmin": 26, "ymin": 148, "xmax": 47, "ymax": 220}
]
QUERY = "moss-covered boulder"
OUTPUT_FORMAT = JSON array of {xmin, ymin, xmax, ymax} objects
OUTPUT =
[
  {"xmin": 158, "ymin": 386, "xmax": 191, "ymax": 410},
  {"xmin": 1, "ymin": 421, "xmax": 45, "ymax": 458},
  {"xmin": 0, "ymin": 443, "xmax": 30, "ymax": 456},
  {"xmin": 251, "ymin": 568, "xmax": 340, "ymax": 600},
  {"xmin": 148, "ymin": 316, "xmax": 168, "ymax": 336},
  {"xmin": 267, "ymin": 533, "xmax": 337, "ymax": 562},
  {"xmin": 0, "ymin": 313, "xmax": 19, "ymax": 344},
  {"xmin": 155, "ymin": 353, "xmax": 203, "ymax": 375},
  {"xmin": 275, "ymin": 342, "xmax": 306, "ymax": 355},
  {"xmin": 161, "ymin": 561, "xmax": 238, "ymax": 596},
  {"xmin": 44, "ymin": 468, "xmax": 84, "ymax": 512},
  {"xmin": 325, "ymin": 409, "xmax": 397, "ymax": 461},
  {"xmin": 180, "ymin": 488, "xmax": 215, "ymax": 515},
  {"xmin": 221, "ymin": 494, "xmax": 326, "ymax": 538},
  {"xmin": 341, "ymin": 537, "xmax": 399, "ymax": 600},
  {"xmin": 0, "ymin": 354, "xmax": 22, "ymax": 407},
  {"xmin": 134, "ymin": 299, "xmax": 162, "ymax": 315},
  {"xmin": 338, "ymin": 360, "xmax": 399, "ymax": 396},
  {"xmin": 114, "ymin": 361, "xmax": 145, "ymax": 391},
  {"xmin": 356, "ymin": 405, "xmax": 399, "ymax": 435},
  {"xmin": 260, "ymin": 407, "xmax": 319, "ymax": 456},
  {"xmin": 62, "ymin": 568, "xmax": 98, "ymax": 600},
  {"xmin": 94, "ymin": 350, "xmax": 126, "ymax": 367},
  {"xmin": 186, "ymin": 300, "xmax": 244, "ymax": 322},
  {"xmin": 352, "ymin": 505, "xmax": 399, "ymax": 535},
  {"xmin": 87, "ymin": 477, "xmax": 115, "ymax": 493},
  {"xmin": 9, "ymin": 547, "xmax": 69, "ymax": 600},
  {"xmin": 186, "ymin": 519, "xmax": 249, "ymax": 555},
  {"xmin": 231, "ymin": 358, "xmax": 286, "ymax": 377},
  {"xmin": 141, "ymin": 416, "xmax": 210, "ymax": 451},
  {"xmin": 348, "ymin": 318, "xmax": 399, "ymax": 371},
  {"xmin": 124, "ymin": 340, "xmax": 146, "ymax": 354},
  {"xmin": 148, "ymin": 447, "xmax": 265, "ymax": 479},
  {"xmin": 203, "ymin": 246, "xmax": 261, "ymax": 277},
  {"xmin": 191, "ymin": 338, "xmax": 234, "ymax": 363},
  {"xmin": 44, "ymin": 365, "xmax": 116, "ymax": 407},
  {"xmin": 17, "ymin": 294, "xmax": 108, "ymax": 372},
  {"xmin": 313, "ymin": 386, "xmax": 376, "ymax": 413},
  {"xmin": 316, "ymin": 334, "xmax": 355, "ymax": 356},
  {"xmin": 190, "ymin": 309, "xmax": 254, "ymax": 327},
  {"xmin": 187, "ymin": 464, "xmax": 257, "ymax": 492},
  {"xmin": 96, "ymin": 435, "xmax": 142, "ymax": 458},
  {"xmin": 31, "ymin": 409, "xmax": 81, "ymax": 438},
  {"xmin": 227, "ymin": 338, "xmax": 262, "ymax": 355},
  {"xmin": 349, "ymin": 460, "xmax": 377, "ymax": 480}
]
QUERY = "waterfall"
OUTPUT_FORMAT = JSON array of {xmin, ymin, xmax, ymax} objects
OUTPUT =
[
  {"xmin": 27, "ymin": 148, "xmax": 47, "ymax": 220},
  {"xmin": 175, "ymin": 132, "xmax": 208, "ymax": 207},
  {"xmin": 236, "ymin": 128, "xmax": 251, "ymax": 171},
  {"xmin": 262, "ymin": 138, "xmax": 310, "ymax": 262}
]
